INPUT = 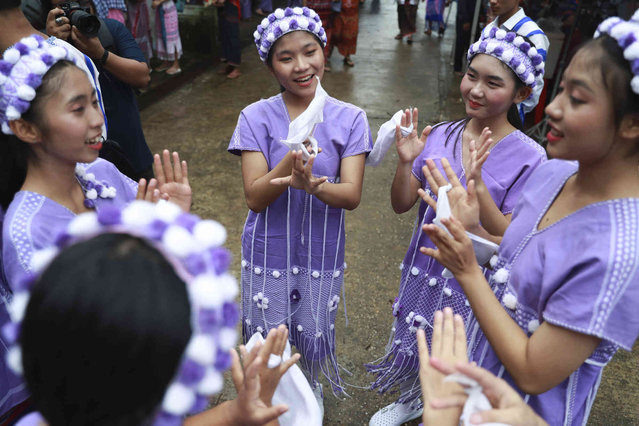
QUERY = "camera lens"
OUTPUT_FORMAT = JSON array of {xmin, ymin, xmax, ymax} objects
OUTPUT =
[{"xmin": 69, "ymin": 10, "xmax": 100, "ymax": 37}]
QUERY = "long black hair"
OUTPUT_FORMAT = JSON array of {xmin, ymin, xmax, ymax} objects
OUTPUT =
[
  {"xmin": 20, "ymin": 233, "xmax": 192, "ymax": 426},
  {"xmin": 0, "ymin": 60, "xmax": 76, "ymax": 210}
]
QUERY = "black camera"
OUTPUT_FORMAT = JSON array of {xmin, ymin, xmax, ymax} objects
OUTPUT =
[{"xmin": 58, "ymin": 1, "xmax": 100, "ymax": 37}]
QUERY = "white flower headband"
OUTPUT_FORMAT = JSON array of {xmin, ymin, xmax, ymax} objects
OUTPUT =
[
  {"xmin": 253, "ymin": 7, "xmax": 327, "ymax": 62},
  {"xmin": 595, "ymin": 10, "xmax": 639, "ymax": 94},
  {"xmin": 0, "ymin": 35, "xmax": 80, "ymax": 135},
  {"xmin": 467, "ymin": 27, "xmax": 545, "ymax": 92},
  {"xmin": 2, "ymin": 201, "xmax": 239, "ymax": 425}
]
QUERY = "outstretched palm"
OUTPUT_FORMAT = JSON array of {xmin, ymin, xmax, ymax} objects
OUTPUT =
[{"xmin": 396, "ymin": 108, "xmax": 432, "ymax": 164}]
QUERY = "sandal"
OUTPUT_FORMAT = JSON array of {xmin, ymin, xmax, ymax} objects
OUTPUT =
[
  {"xmin": 343, "ymin": 57, "xmax": 354, "ymax": 67},
  {"xmin": 394, "ymin": 33, "xmax": 403, "ymax": 40}
]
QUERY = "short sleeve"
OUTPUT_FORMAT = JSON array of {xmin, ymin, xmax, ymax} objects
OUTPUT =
[
  {"xmin": 228, "ymin": 112, "xmax": 263, "ymax": 156},
  {"xmin": 500, "ymin": 156, "xmax": 544, "ymax": 214},
  {"xmin": 341, "ymin": 110, "xmax": 372, "ymax": 158},
  {"xmin": 106, "ymin": 19, "xmax": 146, "ymax": 63},
  {"xmin": 543, "ymin": 201, "xmax": 639, "ymax": 350}
]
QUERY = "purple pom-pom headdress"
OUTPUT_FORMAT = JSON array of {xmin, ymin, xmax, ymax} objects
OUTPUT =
[
  {"xmin": 0, "ymin": 35, "xmax": 80, "ymax": 135},
  {"xmin": 595, "ymin": 10, "xmax": 639, "ymax": 94},
  {"xmin": 2, "ymin": 200, "xmax": 239, "ymax": 426},
  {"xmin": 467, "ymin": 28, "xmax": 545, "ymax": 97},
  {"xmin": 253, "ymin": 7, "xmax": 327, "ymax": 62}
]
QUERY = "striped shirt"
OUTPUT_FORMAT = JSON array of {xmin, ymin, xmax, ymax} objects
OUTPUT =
[{"xmin": 483, "ymin": 8, "xmax": 549, "ymax": 115}]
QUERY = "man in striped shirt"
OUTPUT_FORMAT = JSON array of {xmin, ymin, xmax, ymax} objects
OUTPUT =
[{"xmin": 482, "ymin": 0, "xmax": 549, "ymax": 123}]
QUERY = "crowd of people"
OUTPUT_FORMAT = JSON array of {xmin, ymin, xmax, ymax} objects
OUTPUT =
[{"xmin": 1, "ymin": 0, "xmax": 639, "ymax": 425}]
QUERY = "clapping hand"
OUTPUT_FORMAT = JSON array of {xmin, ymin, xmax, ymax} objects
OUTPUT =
[
  {"xmin": 270, "ymin": 150, "xmax": 328, "ymax": 195},
  {"xmin": 417, "ymin": 308, "xmax": 468, "ymax": 425},
  {"xmin": 153, "ymin": 150, "xmax": 192, "ymax": 212},
  {"xmin": 467, "ymin": 127, "xmax": 493, "ymax": 188},
  {"xmin": 395, "ymin": 108, "xmax": 432, "ymax": 164},
  {"xmin": 418, "ymin": 157, "xmax": 480, "ymax": 232}
]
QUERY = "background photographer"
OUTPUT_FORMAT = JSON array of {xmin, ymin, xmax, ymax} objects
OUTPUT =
[{"xmin": 24, "ymin": 0, "xmax": 154, "ymax": 179}]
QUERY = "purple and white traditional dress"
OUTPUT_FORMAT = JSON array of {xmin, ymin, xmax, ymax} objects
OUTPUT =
[
  {"xmin": 0, "ymin": 158, "xmax": 137, "ymax": 414},
  {"xmin": 470, "ymin": 159, "xmax": 639, "ymax": 425},
  {"xmin": 367, "ymin": 122, "xmax": 546, "ymax": 403},
  {"xmin": 228, "ymin": 93, "xmax": 372, "ymax": 393}
]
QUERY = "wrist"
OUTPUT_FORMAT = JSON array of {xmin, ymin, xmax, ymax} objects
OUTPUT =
[
  {"xmin": 95, "ymin": 48, "xmax": 109, "ymax": 66},
  {"xmin": 456, "ymin": 263, "xmax": 483, "ymax": 288}
]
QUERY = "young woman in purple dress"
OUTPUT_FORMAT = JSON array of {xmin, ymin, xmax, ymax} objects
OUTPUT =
[
  {"xmin": 228, "ymin": 7, "xmax": 371, "ymax": 415},
  {"xmin": 419, "ymin": 13, "xmax": 639, "ymax": 425},
  {"xmin": 367, "ymin": 28, "xmax": 547, "ymax": 426}
]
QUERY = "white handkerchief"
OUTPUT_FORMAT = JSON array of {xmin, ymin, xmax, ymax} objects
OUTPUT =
[
  {"xmin": 444, "ymin": 373, "xmax": 508, "ymax": 426},
  {"xmin": 366, "ymin": 109, "xmax": 414, "ymax": 166},
  {"xmin": 431, "ymin": 181, "xmax": 499, "ymax": 265},
  {"xmin": 280, "ymin": 76, "xmax": 328, "ymax": 161}
]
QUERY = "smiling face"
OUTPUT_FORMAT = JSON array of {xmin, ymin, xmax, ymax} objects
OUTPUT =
[
  {"xmin": 460, "ymin": 54, "xmax": 522, "ymax": 122},
  {"xmin": 33, "ymin": 65, "xmax": 104, "ymax": 165},
  {"xmin": 269, "ymin": 31, "xmax": 324, "ymax": 104},
  {"xmin": 544, "ymin": 48, "xmax": 617, "ymax": 163}
]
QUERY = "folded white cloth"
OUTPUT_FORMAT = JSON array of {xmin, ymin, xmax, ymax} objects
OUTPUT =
[
  {"xmin": 245, "ymin": 332, "xmax": 322, "ymax": 426},
  {"xmin": 366, "ymin": 109, "xmax": 414, "ymax": 166},
  {"xmin": 444, "ymin": 372, "xmax": 508, "ymax": 426},
  {"xmin": 280, "ymin": 77, "xmax": 328, "ymax": 161}
]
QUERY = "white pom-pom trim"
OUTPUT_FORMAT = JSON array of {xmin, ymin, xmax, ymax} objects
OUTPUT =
[
  {"xmin": 513, "ymin": 36, "xmax": 524, "ymax": 47},
  {"xmin": 7, "ymin": 292, "xmax": 29, "ymax": 323},
  {"xmin": 312, "ymin": 270, "xmax": 320, "ymax": 278},
  {"xmin": 261, "ymin": 17, "xmax": 270, "ymax": 28},
  {"xmin": 528, "ymin": 47, "xmax": 538, "ymax": 58},
  {"xmin": 5, "ymin": 106, "xmax": 21, "ymax": 121},
  {"xmin": 3, "ymin": 48, "xmax": 20, "ymax": 64},
  {"xmin": 7, "ymin": 346, "xmax": 23, "ymax": 374},
  {"xmin": 162, "ymin": 383, "xmax": 195, "ymax": 415},
  {"xmin": 163, "ymin": 225, "xmax": 198, "ymax": 257},
  {"xmin": 632, "ymin": 76, "xmax": 639, "ymax": 95},
  {"xmin": 253, "ymin": 30, "xmax": 261, "ymax": 40},
  {"xmin": 191, "ymin": 274, "xmax": 224, "ymax": 307},
  {"xmin": 29, "ymin": 60, "xmax": 47, "ymax": 75},
  {"xmin": 527, "ymin": 319, "xmax": 540, "ymax": 333},
  {"xmin": 67, "ymin": 212, "xmax": 100, "ymax": 237},
  {"xmin": 489, "ymin": 255, "xmax": 498, "ymax": 268},
  {"xmin": 279, "ymin": 21, "xmax": 290, "ymax": 32},
  {"xmin": 292, "ymin": 267, "xmax": 299, "ymax": 274},
  {"xmin": 219, "ymin": 328, "xmax": 237, "ymax": 350},
  {"xmin": 410, "ymin": 266, "xmax": 419, "ymax": 276},
  {"xmin": 198, "ymin": 368, "xmax": 224, "ymax": 395},
  {"xmin": 443, "ymin": 287, "xmax": 452, "ymax": 297},
  {"xmin": 333, "ymin": 270, "xmax": 340, "ymax": 278},
  {"xmin": 493, "ymin": 267, "xmax": 509, "ymax": 284},
  {"xmin": 495, "ymin": 29, "xmax": 507, "ymax": 40},
  {"xmin": 274, "ymin": 8, "xmax": 285, "ymax": 18},
  {"xmin": 501, "ymin": 50, "xmax": 514, "ymax": 63},
  {"xmin": 502, "ymin": 293, "xmax": 517, "ymax": 310},
  {"xmin": 193, "ymin": 220, "xmax": 227, "ymax": 248},
  {"xmin": 272, "ymin": 270, "xmax": 281, "ymax": 278},
  {"xmin": 516, "ymin": 63, "xmax": 526, "ymax": 75},
  {"xmin": 625, "ymin": 41, "xmax": 639, "ymax": 61},
  {"xmin": 31, "ymin": 246, "xmax": 59, "ymax": 274},
  {"xmin": 293, "ymin": 7, "xmax": 303, "ymax": 14},
  {"xmin": 429, "ymin": 278, "xmax": 438, "ymax": 287},
  {"xmin": 186, "ymin": 334, "xmax": 216, "ymax": 364},
  {"xmin": 85, "ymin": 188, "xmax": 98, "ymax": 200}
]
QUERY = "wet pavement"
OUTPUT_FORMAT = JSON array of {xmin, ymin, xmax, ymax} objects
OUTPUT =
[{"xmin": 139, "ymin": 1, "xmax": 639, "ymax": 424}]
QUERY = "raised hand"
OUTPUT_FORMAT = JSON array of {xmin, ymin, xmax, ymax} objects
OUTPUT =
[
  {"xmin": 228, "ymin": 345, "xmax": 289, "ymax": 425},
  {"xmin": 153, "ymin": 150, "xmax": 192, "ymax": 212},
  {"xmin": 135, "ymin": 178, "xmax": 165, "ymax": 202},
  {"xmin": 270, "ymin": 150, "xmax": 328, "ymax": 195},
  {"xmin": 252, "ymin": 325, "xmax": 301, "ymax": 405},
  {"xmin": 419, "ymin": 158, "xmax": 480, "ymax": 231},
  {"xmin": 395, "ymin": 108, "xmax": 432, "ymax": 164},
  {"xmin": 417, "ymin": 308, "xmax": 468, "ymax": 425},
  {"xmin": 467, "ymin": 127, "xmax": 493, "ymax": 186},
  {"xmin": 421, "ymin": 216, "xmax": 479, "ymax": 281}
]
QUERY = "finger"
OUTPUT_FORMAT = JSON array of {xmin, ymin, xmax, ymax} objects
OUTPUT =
[
  {"xmin": 245, "ymin": 341, "xmax": 261, "ymax": 367},
  {"xmin": 431, "ymin": 310, "xmax": 443, "ymax": 356},
  {"xmin": 395, "ymin": 124, "xmax": 402, "ymax": 143},
  {"xmin": 136, "ymin": 178, "xmax": 147, "ymax": 200},
  {"xmin": 260, "ymin": 328, "xmax": 278, "ymax": 367},
  {"xmin": 425, "ymin": 158, "xmax": 449, "ymax": 189},
  {"xmin": 416, "ymin": 328, "xmax": 430, "ymax": 369},
  {"xmin": 419, "ymin": 245, "xmax": 441, "ymax": 261},
  {"xmin": 420, "ymin": 125, "xmax": 432, "ymax": 143},
  {"xmin": 144, "ymin": 179, "xmax": 158, "ymax": 202},
  {"xmin": 162, "ymin": 149, "xmax": 175, "ymax": 182},
  {"xmin": 311, "ymin": 176, "xmax": 328, "ymax": 188},
  {"xmin": 180, "ymin": 160, "xmax": 189, "ymax": 184},
  {"xmin": 412, "ymin": 107, "xmax": 419, "ymax": 130},
  {"xmin": 270, "ymin": 176, "xmax": 292, "ymax": 186},
  {"xmin": 230, "ymin": 349, "xmax": 244, "ymax": 391},
  {"xmin": 440, "ymin": 158, "xmax": 463, "ymax": 187},
  {"xmin": 422, "ymin": 162, "xmax": 440, "ymax": 194},
  {"xmin": 152, "ymin": 188, "xmax": 161, "ymax": 203},
  {"xmin": 453, "ymin": 314, "xmax": 468, "ymax": 360},
  {"xmin": 275, "ymin": 324, "xmax": 288, "ymax": 356},
  {"xmin": 417, "ymin": 188, "xmax": 437, "ymax": 211},
  {"xmin": 153, "ymin": 154, "xmax": 165, "ymax": 186},
  {"xmin": 171, "ymin": 152, "xmax": 183, "ymax": 182},
  {"xmin": 440, "ymin": 307, "xmax": 455, "ymax": 358},
  {"xmin": 470, "ymin": 408, "xmax": 521, "ymax": 425},
  {"xmin": 467, "ymin": 179, "xmax": 479, "ymax": 210},
  {"xmin": 429, "ymin": 394, "xmax": 468, "ymax": 409},
  {"xmin": 422, "ymin": 224, "xmax": 455, "ymax": 252},
  {"xmin": 440, "ymin": 217, "xmax": 469, "ymax": 244},
  {"xmin": 305, "ymin": 153, "xmax": 316, "ymax": 172},
  {"xmin": 280, "ymin": 352, "xmax": 301, "ymax": 374}
]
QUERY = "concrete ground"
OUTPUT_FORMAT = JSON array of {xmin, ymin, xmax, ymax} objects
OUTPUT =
[{"xmin": 139, "ymin": 1, "xmax": 639, "ymax": 424}]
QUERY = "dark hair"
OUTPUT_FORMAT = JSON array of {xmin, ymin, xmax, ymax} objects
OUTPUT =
[
  {"xmin": 578, "ymin": 35, "xmax": 639, "ymax": 127},
  {"xmin": 0, "ymin": 60, "xmax": 76, "ymax": 210},
  {"xmin": 21, "ymin": 233, "xmax": 192, "ymax": 426},
  {"xmin": 0, "ymin": 0, "xmax": 21, "ymax": 11}
]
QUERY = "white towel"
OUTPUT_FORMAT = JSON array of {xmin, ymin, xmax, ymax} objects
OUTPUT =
[
  {"xmin": 245, "ymin": 332, "xmax": 322, "ymax": 426},
  {"xmin": 444, "ymin": 372, "xmax": 508, "ymax": 426},
  {"xmin": 280, "ymin": 77, "xmax": 328, "ymax": 161},
  {"xmin": 366, "ymin": 109, "xmax": 414, "ymax": 166}
]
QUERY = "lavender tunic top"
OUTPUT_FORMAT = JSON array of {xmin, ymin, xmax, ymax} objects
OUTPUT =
[
  {"xmin": 0, "ymin": 158, "xmax": 137, "ymax": 415},
  {"xmin": 368, "ymin": 122, "xmax": 547, "ymax": 402},
  {"xmin": 228, "ymin": 93, "xmax": 372, "ymax": 392},
  {"xmin": 470, "ymin": 159, "xmax": 639, "ymax": 425}
]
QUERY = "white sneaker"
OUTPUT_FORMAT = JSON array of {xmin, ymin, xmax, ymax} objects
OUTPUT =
[
  {"xmin": 369, "ymin": 401, "xmax": 423, "ymax": 426},
  {"xmin": 313, "ymin": 383, "xmax": 324, "ymax": 421}
]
